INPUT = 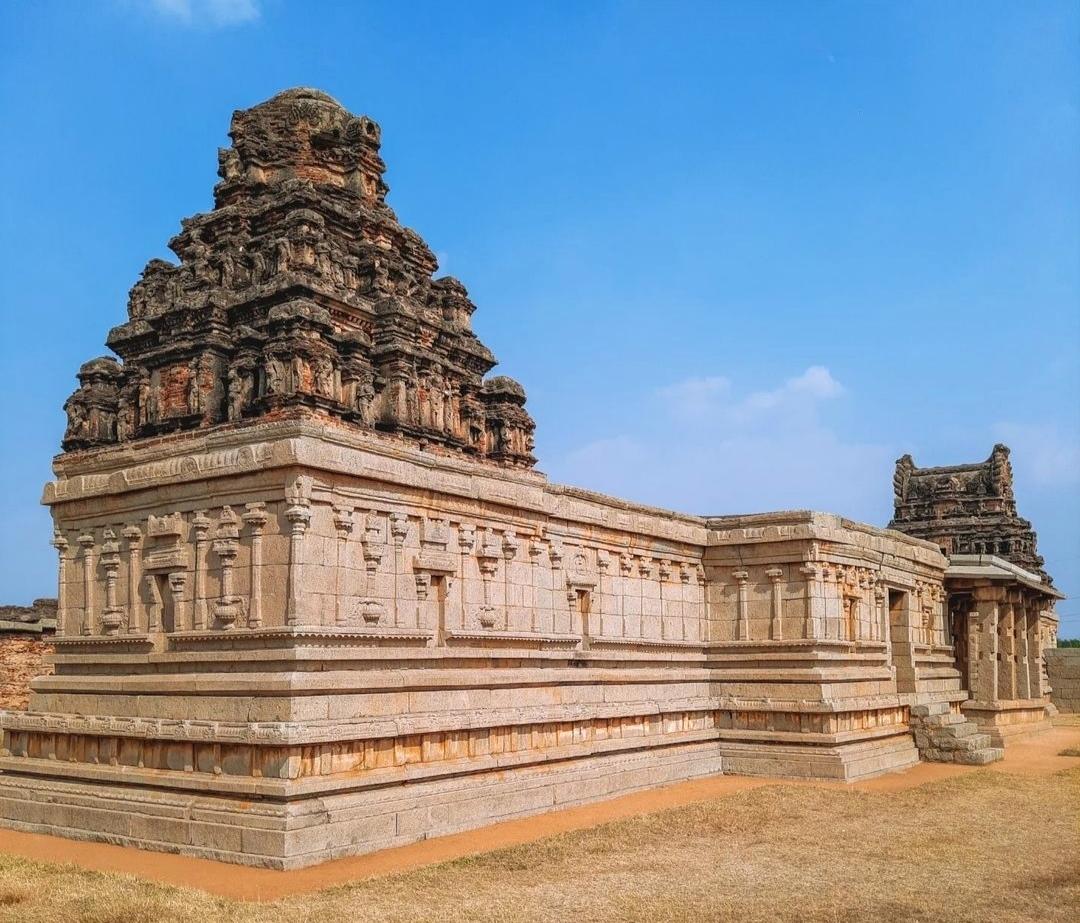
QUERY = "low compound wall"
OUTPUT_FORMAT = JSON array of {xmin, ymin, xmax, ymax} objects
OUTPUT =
[
  {"xmin": 0, "ymin": 636, "xmax": 54, "ymax": 712},
  {"xmin": 0, "ymin": 599, "xmax": 56, "ymax": 712},
  {"xmin": 1046, "ymin": 649, "xmax": 1080, "ymax": 713}
]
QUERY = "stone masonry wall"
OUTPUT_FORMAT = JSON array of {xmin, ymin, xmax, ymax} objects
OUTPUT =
[
  {"xmin": 0, "ymin": 636, "xmax": 54, "ymax": 712},
  {"xmin": 1046, "ymin": 649, "xmax": 1080, "ymax": 713}
]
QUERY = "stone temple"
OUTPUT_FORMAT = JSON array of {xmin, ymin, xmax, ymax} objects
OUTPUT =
[{"xmin": 0, "ymin": 89, "xmax": 1062, "ymax": 868}]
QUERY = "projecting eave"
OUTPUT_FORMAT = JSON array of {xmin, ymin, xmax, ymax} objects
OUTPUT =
[{"xmin": 946, "ymin": 554, "xmax": 1064, "ymax": 600}]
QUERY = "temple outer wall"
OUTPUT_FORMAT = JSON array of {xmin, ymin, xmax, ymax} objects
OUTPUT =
[
  {"xmin": 1, "ymin": 420, "xmax": 959, "ymax": 867},
  {"xmin": 1046, "ymin": 649, "xmax": 1080, "ymax": 713}
]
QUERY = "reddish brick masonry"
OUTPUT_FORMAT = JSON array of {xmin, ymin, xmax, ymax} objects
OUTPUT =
[{"xmin": 0, "ymin": 636, "xmax": 53, "ymax": 711}]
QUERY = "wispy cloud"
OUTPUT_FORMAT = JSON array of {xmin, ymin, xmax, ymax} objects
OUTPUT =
[
  {"xmin": 143, "ymin": 0, "xmax": 260, "ymax": 27},
  {"xmin": 550, "ymin": 366, "xmax": 891, "ymax": 521}
]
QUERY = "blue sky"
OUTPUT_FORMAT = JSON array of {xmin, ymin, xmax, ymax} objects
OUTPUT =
[{"xmin": 1, "ymin": 1, "xmax": 1077, "ymax": 634}]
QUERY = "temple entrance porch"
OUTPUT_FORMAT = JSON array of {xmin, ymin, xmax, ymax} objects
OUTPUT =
[{"xmin": 945, "ymin": 554, "xmax": 1062, "ymax": 747}]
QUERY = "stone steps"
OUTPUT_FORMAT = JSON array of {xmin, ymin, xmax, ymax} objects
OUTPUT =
[{"xmin": 909, "ymin": 703, "xmax": 1004, "ymax": 766}]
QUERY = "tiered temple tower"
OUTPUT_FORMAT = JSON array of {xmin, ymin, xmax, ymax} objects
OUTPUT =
[
  {"xmin": 889, "ymin": 444, "xmax": 1047, "ymax": 579},
  {"xmin": 62, "ymin": 88, "xmax": 535, "ymax": 468}
]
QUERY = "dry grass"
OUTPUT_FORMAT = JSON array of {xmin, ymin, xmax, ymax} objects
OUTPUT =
[
  {"xmin": 1060, "ymin": 747, "xmax": 1080, "ymax": 757},
  {"xmin": 1, "ymin": 768, "xmax": 1078, "ymax": 923}
]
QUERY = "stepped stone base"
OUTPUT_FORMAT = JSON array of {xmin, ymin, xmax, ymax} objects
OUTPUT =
[
  {"xmin": 961, "ymin": 700, "xmax": 1053, "ymax": 748},
  {"xmin": 719, "ymin": 733, "xmax": 919, "ymax": 781},
  {"xmin": 910, "ymin": 701, "xmax": 1004, "ymax": 765},
  {"xmin": 0, "ymin": 741, "xmax": 725, "ymax": 869}
]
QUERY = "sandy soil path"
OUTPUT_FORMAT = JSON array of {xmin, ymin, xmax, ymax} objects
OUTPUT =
[{"xmin": 2, "ymin": 721, "xmax": 1077, "ymax": 901}]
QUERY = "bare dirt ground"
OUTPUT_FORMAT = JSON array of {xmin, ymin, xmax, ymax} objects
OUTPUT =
[{"xmin": 0, "ymin": 723, "xmax": 1077, "ymax": 923}]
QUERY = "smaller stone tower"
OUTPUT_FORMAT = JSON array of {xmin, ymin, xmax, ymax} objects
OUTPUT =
[{"xmin": 889, "ymin": 444, "xmax": 1048, "ymax": 580}]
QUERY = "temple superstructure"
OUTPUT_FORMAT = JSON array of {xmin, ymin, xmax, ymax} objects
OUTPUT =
[
  {"xmin": 890, "ymin": 444, "xmax": 1047, "ymax": 579},
  {"xmin": 0, "ymin": 89, "xmax": 1061, "ymax": 869},
  {"xmin": 62, "ymin": 88, "xmax": 535, "ymax": 468}
]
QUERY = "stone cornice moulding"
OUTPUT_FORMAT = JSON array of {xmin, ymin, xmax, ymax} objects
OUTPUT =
[{"xmin": 44, "ymin": 420, "xmax": 710, "ymax": 548}]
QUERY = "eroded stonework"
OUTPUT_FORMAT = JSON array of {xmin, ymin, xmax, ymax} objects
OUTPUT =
[
  {"xmin": 0, "ymin": 89, "xmax": 1061, "ymax": 868},
  {"xmin": 890, "ymin": 444, "xmax": 1047, "ymax": 579},
  {"xmin": 62, "ymin": 88, "xmax": 535, "ymax": 468}
]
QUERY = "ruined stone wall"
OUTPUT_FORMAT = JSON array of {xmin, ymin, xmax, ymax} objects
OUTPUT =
[
  {"xmin": 0, "ymin": 599, "xmax": 56, "ymax": 711},
  {"xmin": 1046, "ymin": 649, "xmax": 1080, "ymax": 713},
  {"xmin": 0, "ymin": 636, "xmax": 54, "ymax": 712}
]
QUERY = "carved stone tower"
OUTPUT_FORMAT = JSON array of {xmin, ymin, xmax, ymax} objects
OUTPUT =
[
  {"xmin": 889, "ymin": 444, "xmax": 1048, "ymax": 580},
  {"xmin": 62, "ymin": 87, "xmax": 535, "ymax": 468}
]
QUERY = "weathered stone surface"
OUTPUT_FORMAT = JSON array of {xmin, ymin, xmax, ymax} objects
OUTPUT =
[
  {"xmin": 61, "ymin": 88, "xmax": 535, "ymax": 469},
  {"xmin": 890, "ymin": 444, "xmax": 1048, "ymax": 580},
  {"xmin": 0, "ymin": 638, "xmax": 54, "ymax": 712},
  {"xmin": 1045, "ymin": 649, "xmax": 1080, "ymax": 713},
  {"xmin": 0, "ymin": 88, "xmax": 1062, "ymax": 868}
]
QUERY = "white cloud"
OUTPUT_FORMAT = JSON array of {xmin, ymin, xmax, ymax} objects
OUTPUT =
[
  {"xmin": 992, "ymin": 421, "xmax": 1080, "ymax": 488},
  {"xmin": 550, "ymin": 366, "xmax": 892, "ymax": 522},
  {"xmin": 145, "ymin": 0, "xmax": 260, "ymax": 26}
]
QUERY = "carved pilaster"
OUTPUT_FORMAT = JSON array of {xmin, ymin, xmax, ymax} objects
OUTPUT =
[
  {"xmin": 476, "ymin": 529, "xmax": 501, "ymax": 629},
  {"xmin": 242, "ymin": 503, "xmax": 268, "ymax": 629},
  {"xmin": 122, "ymin": 525, "xmax": 142, "ymax": 634},
  {"xmin": 51, "ymin": 531, "xmax": 69, "ymax": 637},
  {"xmin": 799, "ymin": 562, "xmax": 822, "ymax": 641},
  {"xmin": 191, "ymin": 510, "xmax": 211, "ymax": 630},
  {"xmin": 78, "ymin": 532, "xmax": 95, "ymax": 636},
  {"xmin": 212, "ymin": 506, "xmax": 244, "ymax": 629},
  {"xmin": 284, "ymin": 500, "xmax": 311, "ymax": 628},
  {"xmin": 100, "ymin": 529, "xmax": 123, "ymax": 635},
  {"xmin": 332, "ymin": 505, "xmax": 354, "ymax": 628},
  {"xmin": 733, "ymin": 569, "xmax": 750, "ymax": 641},
  {"xmin": 765, "ymin": 567, "xmax": 784, "ymax": 640}
]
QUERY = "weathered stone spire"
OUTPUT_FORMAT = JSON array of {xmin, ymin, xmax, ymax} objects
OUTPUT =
[
  {"xmin": 60, "ymin": 88, "xmax": 536, "ymax": 468},
  {"xmin": 888, "ymin": 444, "xmax": 1049, "ymax": 580}
]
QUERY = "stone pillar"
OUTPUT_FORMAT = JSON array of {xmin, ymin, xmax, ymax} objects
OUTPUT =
[
  {"xmin": 123, "ymin": 525, "xmax": 142, "ymax": 634},
  {"xmin": 242, "ymin": 503, "xmax": 268, "ymax": 629},
  {"xmin": 191, "ymin": 510, "xmax": 211, "ymax": 631},
  {"xmin": 971, "ymin": 586, "xmax": 1001, "ymax": 705},
  {"xmin": 1027, "ymin": 602, "xmax": 1044, "ymax": 699},
  {"xmin": 78, "ymin": 532, "xmax": 95, "ymax": 635},
  {"xmin": 51, "ymin": 531, "xmax": 69, "ymax": 637},
  {"xmin": 766, "ymin": 567, "xmax": 784, "ymax": 640},
  {"xmin": 998, "ymin": 595, "xmax": 1017, "ymax": 701},
  {"xmin": 284, "ymin": 501, "xmax": 312, "ymax": 628},
  {"xmin": 733, "ymin": 569, "xmax": 750, "ymax": 640},
  {"xmin": 799, "ymin": 563, "xmax": 823, "ymax": 640},
  {"xmin": 1014, "ymin": 596, "xmax": 1032, "ymax": 699}
]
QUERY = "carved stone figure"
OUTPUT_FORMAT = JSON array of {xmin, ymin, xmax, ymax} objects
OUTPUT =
[
  {"xmin": 265, "ymin": 356, "xmax": 287, "ymax": 395},
  {"xmin": 137, "ymin": 373, "xmax": 152, "ymax": 426},
  {"xmin": 116, "ymin": 394, "xmax": 134, "ymax": 442},
  {"xmin": 227, "ymin": 366, "xmax": 253, "ymax": 420},
  {"xmin": 64, "ymin": 400, "xmax": 89, "ymax": 442},
  {"xmin": 187, "ymin": 359, "xmax": 202, "ymax": 415},
  {"xmin": 313, "ymin": 356, "xmax": 336, "ymax": 398}
]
